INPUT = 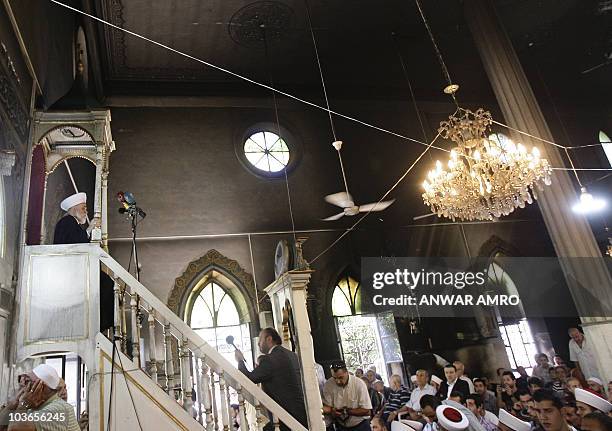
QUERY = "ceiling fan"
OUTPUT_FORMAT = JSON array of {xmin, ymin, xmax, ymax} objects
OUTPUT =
[
  {"xmin": 323, "ymin": 141, "xmax": 395, "ymax": 221},
  {"xmin": 581, "ymin": 52, "xmax": 612, "ymax": 74}
]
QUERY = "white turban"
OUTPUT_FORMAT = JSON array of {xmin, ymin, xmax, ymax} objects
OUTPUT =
[
  {"xmin": 32, "ymin": 364, "xmax": 60, "ymax": 390},
  {"xmin": 575, "ymin": 388, "xmax": 612, "ymax": 413},
  {"xmin": 60, "ymin": 192, "xmax": 87, "ymax": 211},
  {"xmin": 498, "ymin": 409, "xmax": 531, "ymax": 431},
  {"xmin": 436, "ymin": 405, "xmax": 469, "ymax": 431}
]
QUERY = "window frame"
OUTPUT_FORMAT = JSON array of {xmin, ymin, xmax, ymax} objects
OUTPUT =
[
  {"xmin": 332, "ymin": 274, "xmax": 362, "ymax": 317},
  {"xmin": 187, "ymin": 281, "xmax": 241, "ymax": 330},
  {"xmin": 235, "ymin": 122, "xmax": 301, "ymax": 179}
]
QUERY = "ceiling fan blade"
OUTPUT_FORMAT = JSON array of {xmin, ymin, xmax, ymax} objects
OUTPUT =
[
  {"xmin": 581, "ymin": 60, "xmax": 612, "ymax": 74},
  {"xmin": 412, "ymin": 213, "xmax": 436, "ymax": 221},
  {"xmin": 358, "ymin": 199, "xmax": 395, "ymax": 212},
  {"xmin": 324, "ymin": 192, "xmax": 354, "ymax": 208},
  {"xmin": 322, "ymin": 212, "xmax": 345, "ymax": 221}
]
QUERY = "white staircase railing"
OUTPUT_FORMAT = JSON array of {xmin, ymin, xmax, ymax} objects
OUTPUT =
[{"xmin": 15, "ymin": 244, "xmax": 313, "ymax": 431}]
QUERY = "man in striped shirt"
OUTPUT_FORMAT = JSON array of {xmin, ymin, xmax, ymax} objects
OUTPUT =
[
  {"xmin": 7, "ymin": 364, "xmax": 79, "ymax": 431},
  {"xmin": 382, "ymin": 375, "xmax": 411, "ymax": 424}
]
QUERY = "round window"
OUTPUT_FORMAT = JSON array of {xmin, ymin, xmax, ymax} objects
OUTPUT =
[{"xmin": 243, "ymin": 131, "xmax": 290, "ymax": 173}]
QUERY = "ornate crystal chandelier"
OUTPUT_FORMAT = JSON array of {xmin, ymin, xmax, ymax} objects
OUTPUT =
[{"xmin": 421, "ymin": 108, "xmax": 552, "ymax": 221}]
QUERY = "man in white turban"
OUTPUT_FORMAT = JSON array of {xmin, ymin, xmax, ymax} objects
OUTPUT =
[
  {"xmin": 53, "ymin": 192, "xmax": 99, "ymax": 244},
  {"xmin": 53, "ymin": 192, "xmax": 113, "ymax": 332}
]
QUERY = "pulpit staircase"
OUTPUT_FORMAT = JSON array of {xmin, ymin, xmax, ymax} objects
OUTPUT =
[{"xmin": 14, "ymin": 244, "xmax": 316, "ymax": 430}]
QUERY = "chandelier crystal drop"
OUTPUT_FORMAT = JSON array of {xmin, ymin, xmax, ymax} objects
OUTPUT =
[{"xmin": 421, "ymin": 108, "xmax": 552, "ymax": 221}]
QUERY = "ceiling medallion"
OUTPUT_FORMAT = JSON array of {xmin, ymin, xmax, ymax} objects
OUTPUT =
[
  {"xmin": 229, "ymin": 1, "xmax": 295, "ymax": 48},
  {"xmin": 422, "ymin": 108, "xmax": 552, "ymax": 221}
]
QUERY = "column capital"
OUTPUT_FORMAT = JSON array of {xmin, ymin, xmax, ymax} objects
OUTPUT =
[{"xmin": 264, "ymin": 270, "xmax": 315, "ymax": 296}]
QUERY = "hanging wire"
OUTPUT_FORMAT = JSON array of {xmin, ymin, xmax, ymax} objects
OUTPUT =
[
  {"xmin": 261, "ymin": 26, "xmax": 298, "ymax": 246},
  {"xmin": 392, "ymin": 31, "xmax": 432, "ymax": 163},
  {"xmin": 533, "ymin": 64, "xmax": 584, "ymax": 186},
  {"xmin": 303, "ymin": 0, "xmax": 351, "ymax": 199},
  {"xmin": 303, "ymin": 0, "xmax": 337, "ymax": 142},
  {"xmin": 50, "ymin": 0, "xmax": 606, "ymax": 156},
  {"xmin": 491, "ymin": 120, "xmax": 608, "ymax": 150},
  {"xmin": 414, "ymin": 0, "xmax": 459, "ymax": 108}
]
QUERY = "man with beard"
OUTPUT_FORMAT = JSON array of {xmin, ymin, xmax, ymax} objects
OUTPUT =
[
  {"xmin": 235, "ymin": 327, "xmax": 307, "ymax": 430},
  {"xmin": 53, "ymin": 192, "xmax": 114, "ymax": 332},
  {"xmin": 474, "ymin": 379, "xmax": 498, "ymax": 415}
]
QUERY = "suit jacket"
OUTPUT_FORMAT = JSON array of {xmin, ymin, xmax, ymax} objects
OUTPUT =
[
  {"xmin": 238, "ymin": 345, "xmax": 308, "ymax": 428},
  {"xmin": 437, "ymin": 378, "xmax": 471, "ymax": 400},
  {"xmin": 54, "ymin": 215, "xmax": 89, "ymax": 244}
]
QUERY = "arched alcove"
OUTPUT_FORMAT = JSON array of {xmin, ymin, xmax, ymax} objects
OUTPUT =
[{"xmin": 25, "ymin": 111, "xmax": 114, "ymax": 246}]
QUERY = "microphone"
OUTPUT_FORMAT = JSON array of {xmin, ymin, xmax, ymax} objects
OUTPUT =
[
  {"xmin": 124, "ymin": 191, "xmax": 136, "ymax": 205},
  {"xmin": 116, "ymin": 191, "xmax": 146, "ymax": 218},
  {"xmin": 226, "ymin": 335, "xmax": 237, "ymax": 350}
]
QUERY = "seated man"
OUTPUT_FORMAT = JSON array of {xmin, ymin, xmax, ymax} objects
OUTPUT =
[
  {"xmin": 323, "ymin": 360, "xmax": 372, "ymax": 431},
  {"xmin": 54, "ymin": 192, "xmax": 114, "ymax": 333},
  {"xmin": 5, "ymin": 364, "xmax": 79, "ymax": 431}
]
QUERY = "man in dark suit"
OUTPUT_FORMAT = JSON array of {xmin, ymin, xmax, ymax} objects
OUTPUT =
[
  {"xmin": 234, "ymin": 327, "xmax": 308, "ymax": 430},
  {"xmin": 438, "ymin": 363, "xmax": 471, "ymax": 401}
]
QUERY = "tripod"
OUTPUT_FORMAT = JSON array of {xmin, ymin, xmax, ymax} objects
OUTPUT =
[{"xmin": 107, "ymin": 206, "xmax": 146, "ymax": 431}]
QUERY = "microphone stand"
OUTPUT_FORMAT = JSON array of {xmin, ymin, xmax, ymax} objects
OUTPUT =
[{"xmin": 130, "ymin": 210, "xmax": 141, "ymax": 282}]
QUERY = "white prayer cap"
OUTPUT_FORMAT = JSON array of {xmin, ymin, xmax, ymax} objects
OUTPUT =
[
  {"xmin": 575, "ymin": 388, "xmax": 612, "ymax": 413},
  {"xmin": 586, "ymin": 377, "xmax": 603, "ymax": 386},
  {"xmin": 411, "ymin": 375, "xmax": 417, "ymax": 383},
  {"xmin": 498, "ymin": 409, "xmax": 531, "ymax": 431},
  {"xmin": 436, "ymin": 405, "xmax": 469, "ymax": 431},
  {"xmin": 400, "ymin": 419, "xmax": 424, "ymax": 431},
  {"xmin": 32, "ymin": 364, "xmax": 60, "ymax": 390},
  {"xmin": 60, "ymin": 192, "xmax": 87, "ymax": 211},
  {"xmin": 431, "ymin": 375, "xmax": 443, "ymax": 385}
]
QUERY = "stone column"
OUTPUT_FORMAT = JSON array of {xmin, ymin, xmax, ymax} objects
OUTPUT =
[
  {"xmin": 265, "ymin": 271, "xmax": 325, "ymax": 430},
  {"xmin": 464, "ymin": 0, "xmax": 612, "ymax": 382}
]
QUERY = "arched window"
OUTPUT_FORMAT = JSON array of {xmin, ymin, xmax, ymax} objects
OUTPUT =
[
  {"xmin": 332, "ymin": 274, "xmax": 362, "ymax": 316},
  {"xmin": 487, "ymin": 259, "xmax": 537, "ymax": 374},
  {"xmin": 186, "ymin": 281, "xmax": 251, "ymax": 366},
  {"xmin": 600, "ymin": 130, "xmax": 612, "ymax": 167}
]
